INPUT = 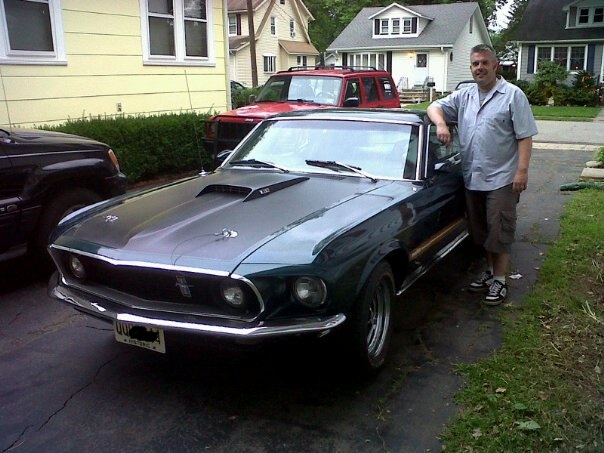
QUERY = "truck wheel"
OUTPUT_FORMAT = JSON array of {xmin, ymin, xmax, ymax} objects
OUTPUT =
[
  {"xmin": 34, "ymin": 188, "xmax": 101, "ymax": 249},
  {"xmin": 348, "ymin": 261, "xmax": 394, "ymax": 372}
]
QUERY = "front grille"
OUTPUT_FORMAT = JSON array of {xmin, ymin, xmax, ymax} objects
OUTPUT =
[
  {"xmin": 217, "ymin": 121, "xmax": 256, "ymax": 142},
  {"xmin": 57, "ymin": 251, "xmax": 262, "ymax": 321}
]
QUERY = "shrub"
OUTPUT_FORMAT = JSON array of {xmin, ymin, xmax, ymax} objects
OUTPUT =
[
  {"xmin": 525, "ymin": 83, "xmax": 548, "ymax": 105},
  {"xmin": 232, "ymin": 86, "xmax": 262, "ymax": 108},
  {"xmin": 596, "ymin": 147, "xmax": 604, "ymax": 165},
  {"xmin": 41, "ymin": 112, "xmax": 213, "ymax": 183}
]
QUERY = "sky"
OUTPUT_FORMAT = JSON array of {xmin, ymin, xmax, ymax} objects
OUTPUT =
[{"xmin": 494, "ymin": 0, "xmax": 513, "ymax": 30}]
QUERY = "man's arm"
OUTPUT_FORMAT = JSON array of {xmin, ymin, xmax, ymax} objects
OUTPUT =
[
  {"xmin": 513, "ymin": 137, "xmax": 532, "ymax": 193},
  {"xmin": 427, "ymin": 104, "xmax": 451, "ymax": 146}
]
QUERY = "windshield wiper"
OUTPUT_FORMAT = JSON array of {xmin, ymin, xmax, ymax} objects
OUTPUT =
[
  {"xmin": 230, "ymin": 159, "xmax": 289, "ymax": 173},
  {"xmin": 305, "ymin": 160, "xmax": 377, "ymax": 182}
]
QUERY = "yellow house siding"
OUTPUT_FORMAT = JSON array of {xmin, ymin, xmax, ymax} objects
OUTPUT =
[{"xmin": 0, "ymin": 0, "xmax": 228, "ymax": 128}]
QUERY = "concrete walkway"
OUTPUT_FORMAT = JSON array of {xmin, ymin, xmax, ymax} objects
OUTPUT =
[{"xmin": 534, "ymin": 108, "xmax": 604, "ymax": 150}]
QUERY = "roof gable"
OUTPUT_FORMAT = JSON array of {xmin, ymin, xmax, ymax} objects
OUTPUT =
[{"xmin": 368, "ymin": 2, "xmax": 432, "ymax": 21}]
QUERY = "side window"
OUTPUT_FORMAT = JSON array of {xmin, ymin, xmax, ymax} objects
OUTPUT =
[
  {"xmin": 362, "ymin": 77, "xmax": 379, "ymax": 102},
  {"xmin": 428, "ymin": 125, "xmax": 460, "ymax": 161},
  {"xmin": 378, "ymin": 77, "xmax": 396, "ymax": 100},
  {"xmin": 344, "ymin": 79, "xmax": 360, "ymax": 99}
]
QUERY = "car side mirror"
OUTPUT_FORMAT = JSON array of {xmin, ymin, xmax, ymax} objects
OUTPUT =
[
  {"xmin": 216, "ymin": 149, "xmax": 233, "ymax": 164},
  {"xmin": 343, "ymin": 97, "xmax": 360, "ymax": 107}
]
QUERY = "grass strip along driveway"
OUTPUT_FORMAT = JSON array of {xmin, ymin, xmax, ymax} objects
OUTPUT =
[{"xmin": 442, "ymin": 190, "xmax": 603, "ymax": 451}]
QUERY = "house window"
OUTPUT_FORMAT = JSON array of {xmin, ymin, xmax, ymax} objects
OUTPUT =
[
  {"xmin": 271, "ymin": 16, "xmax": 276, "ymax": 35},
  {"xmin": 228, "ymin": 14, "xmax": 237, "ymax": 35},
  {"xmin": 536, "ymin": 46, "xmax": 551, "ymax": 65},
  {"xmin": 594, "ymin": 8, "xmax": 603, "ymax": 23},
  {"xmin": 469, "ymin": 17, "xmax": 473, "ymax": 34},
  {"xmin": 535, "ymin": 45, "xmax": 586, "ymax": 72},
  {"xmin": 350, "ymin": 53, "xmax": 386, "ymax": 70},
  {"xmin": 263, "ymin": 54, "xmax": 276, "ymax": 73},
  {"xmin": 380, "ymin": 19, "xmax": 389, "ymax": 35},
  {"xmin": 392, "ymin": 18, "xmax": 400, "ymax": 34},
  {"xmin": 553, "ymin": 46, "xmax": 568, "ymax": 67},
  {"xmin": 570, "ymin": 46, "xmax": 585, "ymax": 70},
  {"xmin": 578, "ymin": 8, "xmax": 589, "ymax": 24},
  {"xmin": 0, "ymin": 0, "xmax": 66, "ymax": 63},
  {"xmin": 290, "ymin": 18, "xmax": 295, "ymax": 38},
  {"xmin": 402, "ymin": 18, "xmax": 412, "ymax": 34},
  {"xmin": 142, "ymin": 0, "xmax": 212, "ymax": 65},
  {"xmin": 417, "ymin": 53, "xmax": 427, "ymax": 68},
  {"xmin": 297, "ymin": 55, "xmax": 307, "ymax": 66}
]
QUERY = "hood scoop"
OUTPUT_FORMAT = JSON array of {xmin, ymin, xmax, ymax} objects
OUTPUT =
[{"xmin": 197, "ymin": 176, "xmax": 309, "ymax": 202}]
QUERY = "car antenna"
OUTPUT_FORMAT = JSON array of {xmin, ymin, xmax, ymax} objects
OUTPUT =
[
  {"xmin": 184, "ymin": 69, "xmax": 206, "ymax": 173},
  {"xmin": 0, "ymin": 65, "xmax": 13, "ymax": 133}
]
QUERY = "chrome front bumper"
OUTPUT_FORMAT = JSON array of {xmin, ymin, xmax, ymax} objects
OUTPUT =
[{"xmin": 48, "ymin": 273, "xmax": 346, "ymax": 339}]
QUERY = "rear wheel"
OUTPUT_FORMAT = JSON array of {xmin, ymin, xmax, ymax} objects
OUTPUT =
[{"xmin": 347, "ymin": 261, "xmax": 394, "ymax": 372}]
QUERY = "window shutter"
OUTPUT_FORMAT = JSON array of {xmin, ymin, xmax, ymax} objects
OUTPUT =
[
  {"xmin": 237, "ymin": 14, "xmax": 241, "ymax": 35},
  {"xmin": 342, "ymin": 53, "xmax": 348, "ymax": 66},
  {"xmin": 527, "ymin": 45, "xmax": 535, "ymax": 74},
  {"xmin": 387, "ymin": 51, "xmax": 392, "ymax": 73},
  {"xmin": 587, "ymin": 44, "xmax": 595, "ymax": 73},
  {"xmin": 412, "ymin": 17, "xmax": 418, "ymax": 34},
  {"xmin": 374, "ymin": 19, "xmax": 380, "ymax": 35}
]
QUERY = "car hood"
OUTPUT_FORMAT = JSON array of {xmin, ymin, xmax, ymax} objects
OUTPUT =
[
  {"xmin": 53, "ymin": 170, "xmax": 414, "ymax": 274},
  {"xmin": 216, "ymin": 102, "xmax": 332, "ymax": 120},
  {"xmin": 4, "ymin": 128, "xmax": 107, "ymax": 147}
]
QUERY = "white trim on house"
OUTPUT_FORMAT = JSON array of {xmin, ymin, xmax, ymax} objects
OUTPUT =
[
  {"xmin": 368, "ymin": 3, "xmax": 431, "ymax": 21},
  {"xmin": 0, "ymin": 0, "xmax": 67, "ymax": 65}
]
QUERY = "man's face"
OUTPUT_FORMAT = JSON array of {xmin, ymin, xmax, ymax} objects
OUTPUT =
[{"xmin": 470, "ymin": 51, "xmax": 499, "ymax": 90}]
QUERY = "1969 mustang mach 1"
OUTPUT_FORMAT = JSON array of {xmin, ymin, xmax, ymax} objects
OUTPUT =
[{"xmin": 48, "ymin": 109, "xmax": 467, "ymax": 371}]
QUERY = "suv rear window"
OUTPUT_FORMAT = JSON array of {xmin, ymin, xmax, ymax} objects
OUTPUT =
[{"xmin": 379, "ymin": 77, "xmax": 396, "ymax": 100}]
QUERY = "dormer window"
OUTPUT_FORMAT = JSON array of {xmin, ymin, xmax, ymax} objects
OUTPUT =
[
  {"xmin": 374, "ymin": 17, "xmax": 418, "ymax": 36},
  {"xmin": 380, "ymin": 19, "xmax": 389, "ymax": 34},
  {"xmin": 574, "ymin": 6, "xmax": 604, "ymax": 26},
  {"xmin": 392, "ymin": 18, "xmax": 400, "ymax": 34}
]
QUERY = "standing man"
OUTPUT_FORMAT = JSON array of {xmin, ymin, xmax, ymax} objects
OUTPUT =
[{"xmin": 427, "ymin": 44, "xmax": 538, "ymax": 305}]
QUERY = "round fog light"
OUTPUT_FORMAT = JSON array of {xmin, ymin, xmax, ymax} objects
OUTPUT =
[
  {"xmin": 69, "ymin": 255, "xmax": 86, "ymax": 279},
  {"xmin": 221, "ymin": 281, "xmax": 245, "ymax": 308},
  {"xmin": 293, "ymin": 277, "xmax": 326, "ymax": 308}
]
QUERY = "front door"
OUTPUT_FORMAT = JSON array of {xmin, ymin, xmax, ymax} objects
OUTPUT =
[{"xmin": 414, "ymin": 53, "xmax": 428, "ymax": 87}]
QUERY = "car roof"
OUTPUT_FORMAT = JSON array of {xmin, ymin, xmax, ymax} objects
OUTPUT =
[
  {"xmin": 277, "ymin": 66, "xmax": 392, "ymax": 78},
  {"xmin": 268, "ymin": 108, "xmax": 428, "ymax": 125}
]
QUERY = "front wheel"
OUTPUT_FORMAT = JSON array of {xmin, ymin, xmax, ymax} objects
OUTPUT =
[{"xmin": 347, "ymin": 261, "xmax": 394, "ymax": 372}]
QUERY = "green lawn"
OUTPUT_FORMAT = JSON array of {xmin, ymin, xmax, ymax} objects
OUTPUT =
[
  {"xmin": 441, "ymin": 189, "xmax": 604, "ymax": 451},
  {"xmin": 404, "ymin": 102, "xmax": 602, "ymax": 121}
]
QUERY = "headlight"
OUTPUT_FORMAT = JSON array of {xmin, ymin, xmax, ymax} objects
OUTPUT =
[
  {"xmin": 69, "ymin": 255, "xmax": 86, "ymax": 279},
  {"xmin": 221, "ymin": 281, "xmax": 245, "ymax": 308},
  {"xmin": 292, "ymin": 277, "xmax": 326, "ymax": 308}
]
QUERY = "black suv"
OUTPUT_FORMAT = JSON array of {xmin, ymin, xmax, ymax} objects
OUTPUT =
[{"xmin": 0, "ymin": 128, "xmax": 127, "ymax": 262}]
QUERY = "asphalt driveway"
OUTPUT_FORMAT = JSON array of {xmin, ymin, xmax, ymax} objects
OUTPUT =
[{"xmin": 0, "ymin": 143, "xmax": 596, "ymax": 452}]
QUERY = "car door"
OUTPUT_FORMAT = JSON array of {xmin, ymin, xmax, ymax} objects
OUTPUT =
[
  {"xmin": 360, "ymin": 76, "xmax": 384, "ymax": 108},
  {"xmin": 0, "ymin": 136, "xmax": 20, "ymax": 253}
]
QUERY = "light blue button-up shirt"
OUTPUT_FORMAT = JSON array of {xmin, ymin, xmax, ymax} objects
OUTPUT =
[{"xmin": 434, "ymin": 77, "xmax": 538, "ymax": 191}]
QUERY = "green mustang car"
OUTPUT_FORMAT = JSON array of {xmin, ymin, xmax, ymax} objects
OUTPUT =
[{"xmin": 48, "ymin": 108, "xmax": 467, "ymax": 372}]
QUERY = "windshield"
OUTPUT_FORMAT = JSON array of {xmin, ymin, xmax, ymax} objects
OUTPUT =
[
  {"xmin": 225, "ymin": 119, "xmax": 419, "ymax": 180},
  {"xmin": 255, "ymin": 75, "xmax": 343, "ymax": 106}
]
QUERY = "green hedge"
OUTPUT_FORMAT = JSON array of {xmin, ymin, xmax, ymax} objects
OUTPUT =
[{"xmin": 42, "ymin": 112, "xmax": 212, "ymax": 183}]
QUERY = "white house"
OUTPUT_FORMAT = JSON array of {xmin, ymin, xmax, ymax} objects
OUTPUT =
[{"xmin": 326, "ymin": 2, "xmax": 492, "ymax": 92}]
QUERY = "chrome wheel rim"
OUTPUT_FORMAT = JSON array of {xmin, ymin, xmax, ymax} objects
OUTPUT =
[{"xmin": 366, "ymin": 277, "xmax": 392, "ymax": 360}]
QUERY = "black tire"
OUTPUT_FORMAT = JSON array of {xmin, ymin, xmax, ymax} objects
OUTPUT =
[
  {"xmin": 34, "ymin": 188, "xmax": 101, "ymax": 249},
  {"xmin": 347, "ymin": 261, "xmax": 394, "ymax": 372}
]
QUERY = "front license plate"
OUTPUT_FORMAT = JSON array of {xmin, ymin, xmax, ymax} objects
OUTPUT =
[{"xmin": 114, "ymin": 321, "xmax": 166, "ymax": 354}]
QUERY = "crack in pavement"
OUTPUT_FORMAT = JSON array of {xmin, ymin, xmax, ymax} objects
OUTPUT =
[{"xmin": 1, "ymin": 353, "xmax": 125, "ymax": 451}]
